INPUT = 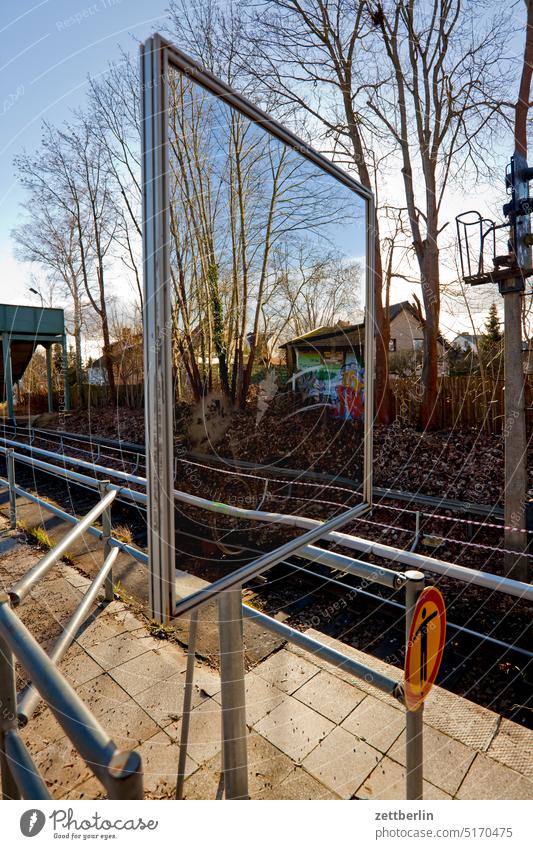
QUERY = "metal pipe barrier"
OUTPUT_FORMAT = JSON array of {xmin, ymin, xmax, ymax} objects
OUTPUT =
[
  {"xmin": 17, "ymin": 546, "xmax": 119, "ymax": 727},
  {"xmin": 171, "ymin": 529, "xmax": 419, "ymax": 799},
  {"xmin": 0, "ymin": 478, "xmax": 144, "ymax": 800},
  {"xmin": 0, "ymin": 438, "xmax": 433, "ymax": 799},
  {"xmin": 1, "ymin": 437, "xmax": 530, "ymax": 600},
  {"xmin": 0, "ymin": 595, "xmax": 143, "ymax": 800},
  {"xmin": 9, "ymin": 489, "xmax": 117, "ymax": 607}
]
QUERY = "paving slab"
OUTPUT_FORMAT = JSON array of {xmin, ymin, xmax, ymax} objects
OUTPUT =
[
  {"xmin": 165, "ymin": 698, "xmax": 223, "ymax": 766},
  {"xmin": 358, "ymin": 757, "xmax": 451, "ymax": 800},
  {"xmin": 293, "ymin": 669, "xmax": 366, "ymax": 724},
  {"xmin": 213, "ymin": 671, "xmax": 286, "ymax": 727},
  {"xmin": 97, "ymin": 700, "xmax": 160, "ymax": 749},
  {"xmin": 107, "ymin": 646, "xmax": 187, "ymax": 695},
  {"xmin": 260, "ymin": 767, "xmax": 340, "ymax": 799},
  {"xmin": 132, "ymin": 670, "xmax": 208, "ymax": 728},
  {"xmin": 456, "ymin": 752, "xmax": 533, "ymax": 800},
  {"xmin": 253, "ymin": 648, "xmax": 320, "ymax": 694},
  {"xmin": 486, "ymin": 718, "xmax": 533, "ymax": 777},
  {"xmin": 137, "ymin": 730, "xmax": 197, "ymax": 797},
  {"xmin": 302, "ymin": 725, "xmax": 381, "ymax": 799},
  {"xmin": 81, "ymin": 630, "xmax": 158, "ymax": 670},
  {"xmin": 388, "ymin": 725, "xmax": 476, "ymax": 796},
  {"xmin": 183, "ymin": 730, "xmax": 295, "ymax": 799},
  {"xmin": 423, "ymin": 686, "xmax": 500, "ymax": 752},
  {"xmin": 341, "ymin": 695, "xmax": 404, "ymax": 753},
  {"xmin": 253, "ymin": 694, "xmax": 334, "ymax": 763},
  {"xmin": 76, "ymin": 673, "xmax": 131, "ymax": 717}
]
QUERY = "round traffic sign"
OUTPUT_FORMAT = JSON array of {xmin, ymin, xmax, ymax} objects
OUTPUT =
[{"xmin": 405, "ymin": 586, "xmax": 446, "ymax": 711}]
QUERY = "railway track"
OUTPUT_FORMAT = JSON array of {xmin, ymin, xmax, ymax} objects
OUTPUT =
[{"xmin": 0, "ymin": 422, "xmax": 531, "ymax": 725}]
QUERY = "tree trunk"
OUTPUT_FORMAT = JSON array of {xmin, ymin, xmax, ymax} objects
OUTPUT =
[
  {"xmin": 419, "ymin": 240, "xmax": 440, "ymax": 429},
  {"xmin": 373, "ymin": 236, "xmax": 393, "ymax": 424}
]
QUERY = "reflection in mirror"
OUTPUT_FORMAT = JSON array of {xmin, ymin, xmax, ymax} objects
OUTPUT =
[{"xmin": 167, "ymin": 63, "xmax": 368, "ymax": 496}]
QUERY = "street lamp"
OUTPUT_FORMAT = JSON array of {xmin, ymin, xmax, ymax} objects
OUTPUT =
[{"xmin": 28, "ymin": 287, "xmax": 44, "ymax": 308}]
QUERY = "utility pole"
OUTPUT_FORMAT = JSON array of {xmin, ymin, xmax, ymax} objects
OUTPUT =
[
  {"xmin": 503, "ymin": 0, "xmax": 533, "ymax": 582},
  {"xmin": 501, "ymin": 153, "xmax": 528, "ymax": 581},
  {"xmin": 457, "ymin": 3, "xmax": 533, "ymax": 582}
]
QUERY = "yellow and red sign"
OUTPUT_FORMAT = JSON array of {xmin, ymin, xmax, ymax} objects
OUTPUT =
[{"xmin": 405, "ymin": 586, "xmax": 446, "ymax": 711}]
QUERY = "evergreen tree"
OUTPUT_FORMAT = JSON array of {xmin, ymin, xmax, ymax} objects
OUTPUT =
[{"xmin": 478, "ymin": 302, "xmax": 503, "ymax": 378}]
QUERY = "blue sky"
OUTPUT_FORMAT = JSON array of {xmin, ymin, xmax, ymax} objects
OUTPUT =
[
  {"xmin": 0, "ymin": 0, "xmax": 530, "ymax": 338},
  {"xmin": 0, "ymin": 0, "xmax": 170, "ymax": 304}
]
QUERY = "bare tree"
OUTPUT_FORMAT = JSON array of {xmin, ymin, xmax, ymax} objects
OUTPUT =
[
  {"xmin": 12, "ymin": 207, "xmax": 86, "ymax": 406},
  {"xmin": 364, "ymin": 0, "xmax": 510, "ymax": 426},
  {"xmin": 15, "ymin": 121, "xmax": 118, "ymax": 401},
  {"xmin": 243, "ymin": 0, "xmax": 394, "ymax": 422}
]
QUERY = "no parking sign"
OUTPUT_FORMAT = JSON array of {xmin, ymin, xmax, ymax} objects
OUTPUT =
[{"xmin": 405, "ymin": 586, "xmax": 446, "ymax": 711}]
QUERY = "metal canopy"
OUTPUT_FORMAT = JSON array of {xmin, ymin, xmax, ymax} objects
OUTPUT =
[
  {"xmin": 0, "ymin": 304, "xmax": 70, "ymax": 419},
  {"xmin": 140, "ymin": 33, "xmax": 375, "ymax": 622}
]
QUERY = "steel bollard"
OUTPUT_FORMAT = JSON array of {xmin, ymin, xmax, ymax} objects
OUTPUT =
[
  {"xmin": 218, "ymin": 587, "xmax": 249, "ymax": 799},
  {"xmin": 0, "ymin": 595, "xmax": 20, "ymax": 800},
  {"xmin": 7, "ymin": 449, "xmax": 16, "ymax": 530},
  {"xmin": 98, "ymin": 481, "xmax": 114, "ymax": 602},
  {"xmin": 405, "ymin": 570, "xmax": 425, "ymax": 800}
]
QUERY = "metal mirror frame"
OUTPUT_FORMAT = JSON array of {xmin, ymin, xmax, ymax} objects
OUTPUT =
[{"xmin": 140, "ymin": 33, "xmax": 375, "ymax": 622}]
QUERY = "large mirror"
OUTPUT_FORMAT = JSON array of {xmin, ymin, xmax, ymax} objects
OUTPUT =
[{"xmin": 141, "ymin": 35, "xmax": 373, "ymax": 619}]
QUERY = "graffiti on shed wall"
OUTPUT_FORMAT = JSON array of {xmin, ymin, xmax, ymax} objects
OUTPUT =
[{"xmin": 295, "ymin": 351, "xmax": 364, "ymax": 420}]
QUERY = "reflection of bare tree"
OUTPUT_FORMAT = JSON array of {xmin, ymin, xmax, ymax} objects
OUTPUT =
[
  {"xmin": 168, "ymin": 69, "xmax": 361, "ymax": 406},
  {"xmin": 262, "ymin": 244, "xmax": 361, "ymax": 347}
]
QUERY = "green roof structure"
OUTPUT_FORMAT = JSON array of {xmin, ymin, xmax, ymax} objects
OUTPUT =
[{"xmin": 0, "ymin": 304, "xmax": 70, "ymax": 420}]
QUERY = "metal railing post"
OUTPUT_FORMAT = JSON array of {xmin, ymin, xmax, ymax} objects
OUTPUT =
[
  {"xmin": 7, "ymin": 449, "xmax": 16, "ymax": 529},
  {"xmin": 218, "ymin": 586, "xmax": 248, "ymax": 799},
  {"xmin": 98, "ymin": 480, "xmax": 114, "ymax": 601},
  {"xmin": 176, "ymin": 609, "xmax": 199, "ymax": 800},
  {"xmin": 405, "ymin": 570, "xmax": 425, "ymax": 800},
  {"xmin": 0, "ymin": 596, "xmax": 20, "ymax": 799}
]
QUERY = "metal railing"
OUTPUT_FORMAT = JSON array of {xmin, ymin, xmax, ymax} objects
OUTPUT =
[
  {"xmin": 171, "ymin": 550, "xmax": 426, "ymax": 800},
  {"xmin": 0, "ymin": 485, "xmax": 144, "ymax": 801},
  {"xmin": 1, "ymin": 436, "xmax": 531, "ymax": 600},
  {"xmin": 0, "ymin": 444, "xmax": 425, "ymax": 800}
]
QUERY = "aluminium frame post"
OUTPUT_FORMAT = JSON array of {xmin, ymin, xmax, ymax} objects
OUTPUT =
[
  {"xmin": 0, "ymin": 595, "xmax": 20, "ymax": 800},
  {"xmin": 363, "ymin": 192, "xmax": 376, "ymax": 507},
  {"xmin": 98, "ymin": 480, "xmax": 114, "ymax": 602},
  {"xmin": 218, "ymin": 586, "xmax": 248, "ymax": 799},
  {"xmin": 404, "ymin": 570, "xmax": 425, "ymax": 800},
  {"xmin": 141, "ymin": 35, "xmax": 176, "ymax": 623},
  {"xmin": 6, "ymin": 449, "xmax": 16, "ymax": 529}
]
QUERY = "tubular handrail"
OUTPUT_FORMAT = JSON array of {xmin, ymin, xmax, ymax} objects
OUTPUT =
[
  {"xmin": 3, "ymin": 729, "xmax": 51, "ymax": 800},
  {"xmin": 172, "ymin": 501, "xmax": 375, "ymax": 619},
  {"xmin": 17, "ymin": 546, "xmax": 119, "ymax": 726},
  {"xmin": 9, "ymin": 489, "xmax": 117, "ymax": 606},
  {"xmin": 243, "ymin": 604, "xmax": 401, "ymax": 698},
  {"xmin": 2, "ymin": 436, "xmax": 531, "ymax": 599},
  {"xmin": 0, "ymin": 596, "xmax": 143, "ymax": 800}
]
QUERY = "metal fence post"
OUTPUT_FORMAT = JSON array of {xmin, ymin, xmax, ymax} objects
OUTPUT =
[
  {"xmin": 176, "ymin": 609, "xmax": 199, "ymax": 800},
  {"xmin": 0, "ymin": 595, "xmax": 20, "ymax": 799},
  {"xmin": 218, "ymin": 587, "xmax": 248, "ymax": 799},
  {"xmin": 98, "ymin": 481, "xmax": 114, "ymax": 602},
  {"xmin": 6, "ymin": 449, "xmax": 16, "ymax": 530},
  {"xmin": 405, "ymin": 569, "xmax": 425, "ymax": 800}
]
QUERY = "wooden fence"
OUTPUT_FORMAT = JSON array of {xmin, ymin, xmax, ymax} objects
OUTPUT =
[{"xmin": 391, "ymin": 375, "xmax": 533, "ymax": 433}]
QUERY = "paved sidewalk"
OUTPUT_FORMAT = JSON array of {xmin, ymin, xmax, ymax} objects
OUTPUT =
[{"xmin": 1, "ymin": 522, "xmax": 531, "ymax": 800}]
